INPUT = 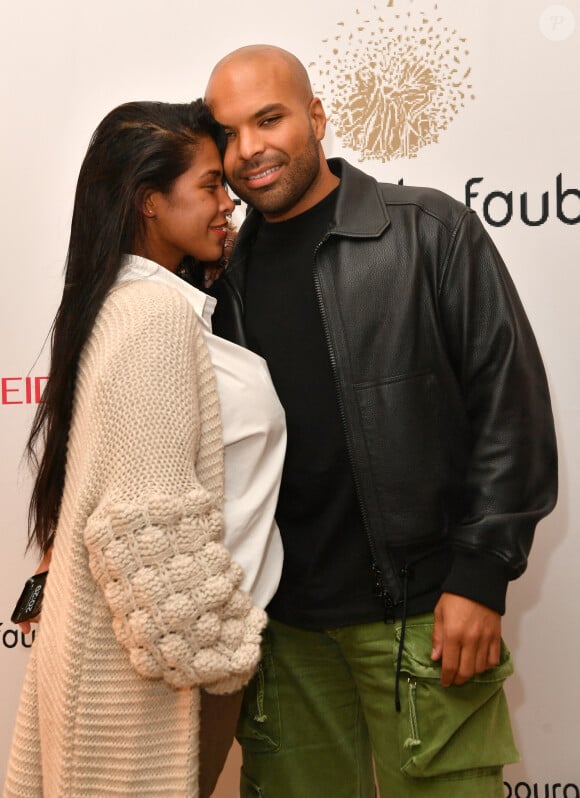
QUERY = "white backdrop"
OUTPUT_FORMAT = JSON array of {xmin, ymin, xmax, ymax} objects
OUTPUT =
[{"xmin": 1, "ymin": 1, "xmax": 578, "ymax": 795}]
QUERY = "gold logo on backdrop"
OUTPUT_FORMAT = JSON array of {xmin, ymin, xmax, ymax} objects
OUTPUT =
[{"xmin": 311, "ymin": 0, "xmax": 474, "ymax": 161}]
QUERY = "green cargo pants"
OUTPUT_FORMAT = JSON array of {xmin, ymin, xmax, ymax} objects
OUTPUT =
[{"xmin": 237, "ymin": 614, "xmax": 518, "ymax": 797}]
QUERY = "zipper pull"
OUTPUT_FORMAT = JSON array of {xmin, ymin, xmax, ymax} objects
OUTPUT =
[{"xmin": 371, "ymin": 562, "xmax": 385, "ymax": 598}]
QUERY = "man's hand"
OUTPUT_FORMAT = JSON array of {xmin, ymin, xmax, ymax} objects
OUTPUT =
[
  {"xmin": 431, "ymin": 593, "xmax": 501, "ymax": 686},
  {"xmin": 18, "ymin": 547, "xmax": 52, "ymax": 635}
]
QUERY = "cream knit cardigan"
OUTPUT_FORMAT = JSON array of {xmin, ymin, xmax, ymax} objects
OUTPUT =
[{"xmin": 4, "ymin": 279, "xmax": 265, "ymax": 797}]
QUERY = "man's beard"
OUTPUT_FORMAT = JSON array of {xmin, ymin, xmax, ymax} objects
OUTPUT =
[{"xmin": 227, "ymin": 129, "xmax": 321, "ymax": 218}]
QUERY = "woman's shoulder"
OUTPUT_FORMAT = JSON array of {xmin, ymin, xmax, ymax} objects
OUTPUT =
[
  {"xmin": 106, "ymin": 278, "xmax": 200, "ymax": 333},
  {"xmin": 110, "ymin": 277, "xmax": 194, "ymax": 314},
  {"xmin": 89, "ymin": 278, "xmax": 204, "ymax": 367}
]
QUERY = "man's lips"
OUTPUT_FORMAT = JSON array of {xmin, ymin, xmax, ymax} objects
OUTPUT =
[{"xmin": 241, "ymin": 164, "xmax": 282, "ymax": 188}]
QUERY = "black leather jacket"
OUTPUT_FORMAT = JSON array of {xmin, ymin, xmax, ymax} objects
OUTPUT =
[{"xmin": 212, "ymin": 158, "xmax": 557, "ymax": 616}]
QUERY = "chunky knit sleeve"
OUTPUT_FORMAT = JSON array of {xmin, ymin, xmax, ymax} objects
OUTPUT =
[
  {"xmin": 79, "ymin": 280, "xmax": 265, "ymax": 690},
  {"xmin": 84, "ymin": 492, "xmax": 265, "ymax": 690}
]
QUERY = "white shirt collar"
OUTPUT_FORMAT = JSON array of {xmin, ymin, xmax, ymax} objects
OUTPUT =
[{"xmin": 117, "ymin": 254, "xmax": 216, "ymax": 330}]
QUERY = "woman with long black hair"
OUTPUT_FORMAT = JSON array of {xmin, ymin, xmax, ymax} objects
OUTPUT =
[{"xmin": 4, "ymin": 99, "xmax": 285, "ymax": 797}]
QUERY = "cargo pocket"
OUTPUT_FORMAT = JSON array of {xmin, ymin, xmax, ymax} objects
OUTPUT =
[
  {"xmin": 236, "ymin": 628, "xmax": 281, "ymax": 753},
  {"xmin": 394, "ymin": 618, "xmax": 519, "ymax": 779}
]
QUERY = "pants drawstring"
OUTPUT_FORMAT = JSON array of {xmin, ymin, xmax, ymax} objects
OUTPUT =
[{"xmin": 394, "ymin": 564, "xmax": 410, "ymax": 713}]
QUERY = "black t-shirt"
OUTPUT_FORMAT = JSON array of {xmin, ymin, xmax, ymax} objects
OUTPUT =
[{"xmin": 244, "ymin": 189, "xmax": 385, "ymax": 628}]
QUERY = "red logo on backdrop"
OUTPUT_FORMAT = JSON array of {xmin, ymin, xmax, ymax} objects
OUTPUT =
[{"xmin": 1, "ymin": 376, "xmax": 48, "ymax": 406}]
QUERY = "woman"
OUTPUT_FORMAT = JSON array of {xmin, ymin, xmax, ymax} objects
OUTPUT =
[{"xmin": 4, "ymin": 100, "xmax": 285, "ymax": 797}]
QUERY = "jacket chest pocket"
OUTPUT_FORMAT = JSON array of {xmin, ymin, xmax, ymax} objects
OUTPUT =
[{"xmin": 354, "ymin": 371, "xmax": 453, "ymax": 543}]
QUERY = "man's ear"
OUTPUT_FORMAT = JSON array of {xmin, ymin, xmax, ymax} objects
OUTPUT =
[{"xmin": 309, "ymin": 97, "xmax": 327, "ymax": 142}]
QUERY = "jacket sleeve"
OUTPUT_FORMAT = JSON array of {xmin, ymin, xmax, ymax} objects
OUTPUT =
[
  {"xmin": 437, "ymin": 209, "xmax": 558, "ymax": 613},
  {"xmin": 82, "ymin": 281, "xmax": 265, "ymax": 690}
]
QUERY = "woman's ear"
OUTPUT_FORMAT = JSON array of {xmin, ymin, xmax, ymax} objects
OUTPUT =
[{"xmin": 137, "ymin": 188, "xmax": 158, "ymax": 219}]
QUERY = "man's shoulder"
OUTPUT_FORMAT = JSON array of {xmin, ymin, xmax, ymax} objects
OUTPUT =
[
  {"xmin": 333, "ymin": 157, "xmax": 470, "ymax": 232},
  {"xmin": 377, "ymin": 179, "xmax": 470, "ymax": 233}
]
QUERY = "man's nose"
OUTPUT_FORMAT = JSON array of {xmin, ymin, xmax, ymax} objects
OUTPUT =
[{"xmin": 236, "ymin": 127, "xmax": 265, "ymax": 161}]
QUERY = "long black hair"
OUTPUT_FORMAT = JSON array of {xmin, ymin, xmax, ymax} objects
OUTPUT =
[{"xmin": 27, "ymin": 99, "xmax": 226, "ymax": 554}]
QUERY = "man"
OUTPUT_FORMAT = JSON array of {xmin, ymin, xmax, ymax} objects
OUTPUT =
[{"xmin": 205, "ymin": 45, "xmax": 557, "ymax": 798}]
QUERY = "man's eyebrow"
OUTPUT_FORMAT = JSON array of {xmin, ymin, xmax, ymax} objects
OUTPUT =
[
  {"xmin": 252, "ymin": 103, "xmax": 289, "ymax": 119},
  {"xmin": 220, "ymin": 103, "xmax": 290, "ymax": 127}
]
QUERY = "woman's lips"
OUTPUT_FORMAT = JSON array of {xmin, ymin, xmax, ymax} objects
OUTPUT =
[{"xmin": 209, "ymin": 225, "xmax": 228, "ymax": 238}]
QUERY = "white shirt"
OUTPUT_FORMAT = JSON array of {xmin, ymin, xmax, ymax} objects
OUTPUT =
[{"xmin": 117, "ymin": 255, "xmax": 286, "ymax": 608}]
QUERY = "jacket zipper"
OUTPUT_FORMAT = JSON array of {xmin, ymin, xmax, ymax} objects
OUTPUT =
[{"xmin": 312, "ymin": 235, "xmax": 395, "ymax": 619}]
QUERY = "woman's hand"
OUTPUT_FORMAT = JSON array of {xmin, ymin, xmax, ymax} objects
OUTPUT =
[
  {"xmin": 18, "ymin": 546, "xmax": 52, "ymax": 634},
  {"xmin": 203, "ymin": 229, "xmax": 237, "ymax": 288}
]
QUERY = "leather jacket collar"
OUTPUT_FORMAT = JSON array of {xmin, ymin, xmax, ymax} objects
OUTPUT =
[{"xmin": 327, "ymin": 158, "xmax": 390, "ymax": 238}]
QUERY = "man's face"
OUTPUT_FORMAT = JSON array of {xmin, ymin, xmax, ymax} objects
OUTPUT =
[{"xmin": 206, "ymin": 60, "xmax": 325, "ymax": 221}]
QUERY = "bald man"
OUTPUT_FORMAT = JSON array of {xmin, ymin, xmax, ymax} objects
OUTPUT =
[{"xmin": 205, "ymin": 45, "xmax": 557, "ymax": 798}]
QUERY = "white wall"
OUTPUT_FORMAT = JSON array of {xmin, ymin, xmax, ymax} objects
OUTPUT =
[{"xmin": 1, "ymin": 1, "xmax": 578, "ymax": 795}]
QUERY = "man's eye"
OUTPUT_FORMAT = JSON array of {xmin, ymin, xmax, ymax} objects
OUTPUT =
[
  {"xmin": 261, "ymin": 116, "xmax": 281, "ymax": 126},
  {"xmin": 224, "ymin": 130, "xmax": 236, "ymax": 139}
]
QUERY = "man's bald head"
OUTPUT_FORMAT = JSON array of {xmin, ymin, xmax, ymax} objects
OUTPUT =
[{"xmin": 206, "ymin": 45, "xmax": 313, "ymax": 108}]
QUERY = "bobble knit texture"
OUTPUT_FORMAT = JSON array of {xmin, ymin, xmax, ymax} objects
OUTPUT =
[{"xmin": 4, "ymin": 280, "xmax": 266, "ymax": 797}]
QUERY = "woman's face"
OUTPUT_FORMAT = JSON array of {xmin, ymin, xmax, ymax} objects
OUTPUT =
[{"xmin": 143, "ymin": 136, "xmax": 234, "ymax": 271}]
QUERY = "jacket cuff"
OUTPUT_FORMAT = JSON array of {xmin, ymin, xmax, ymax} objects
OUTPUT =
[{"xmin": 441, "ymin": 550, "xmax": 511, "ymax": 615}]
